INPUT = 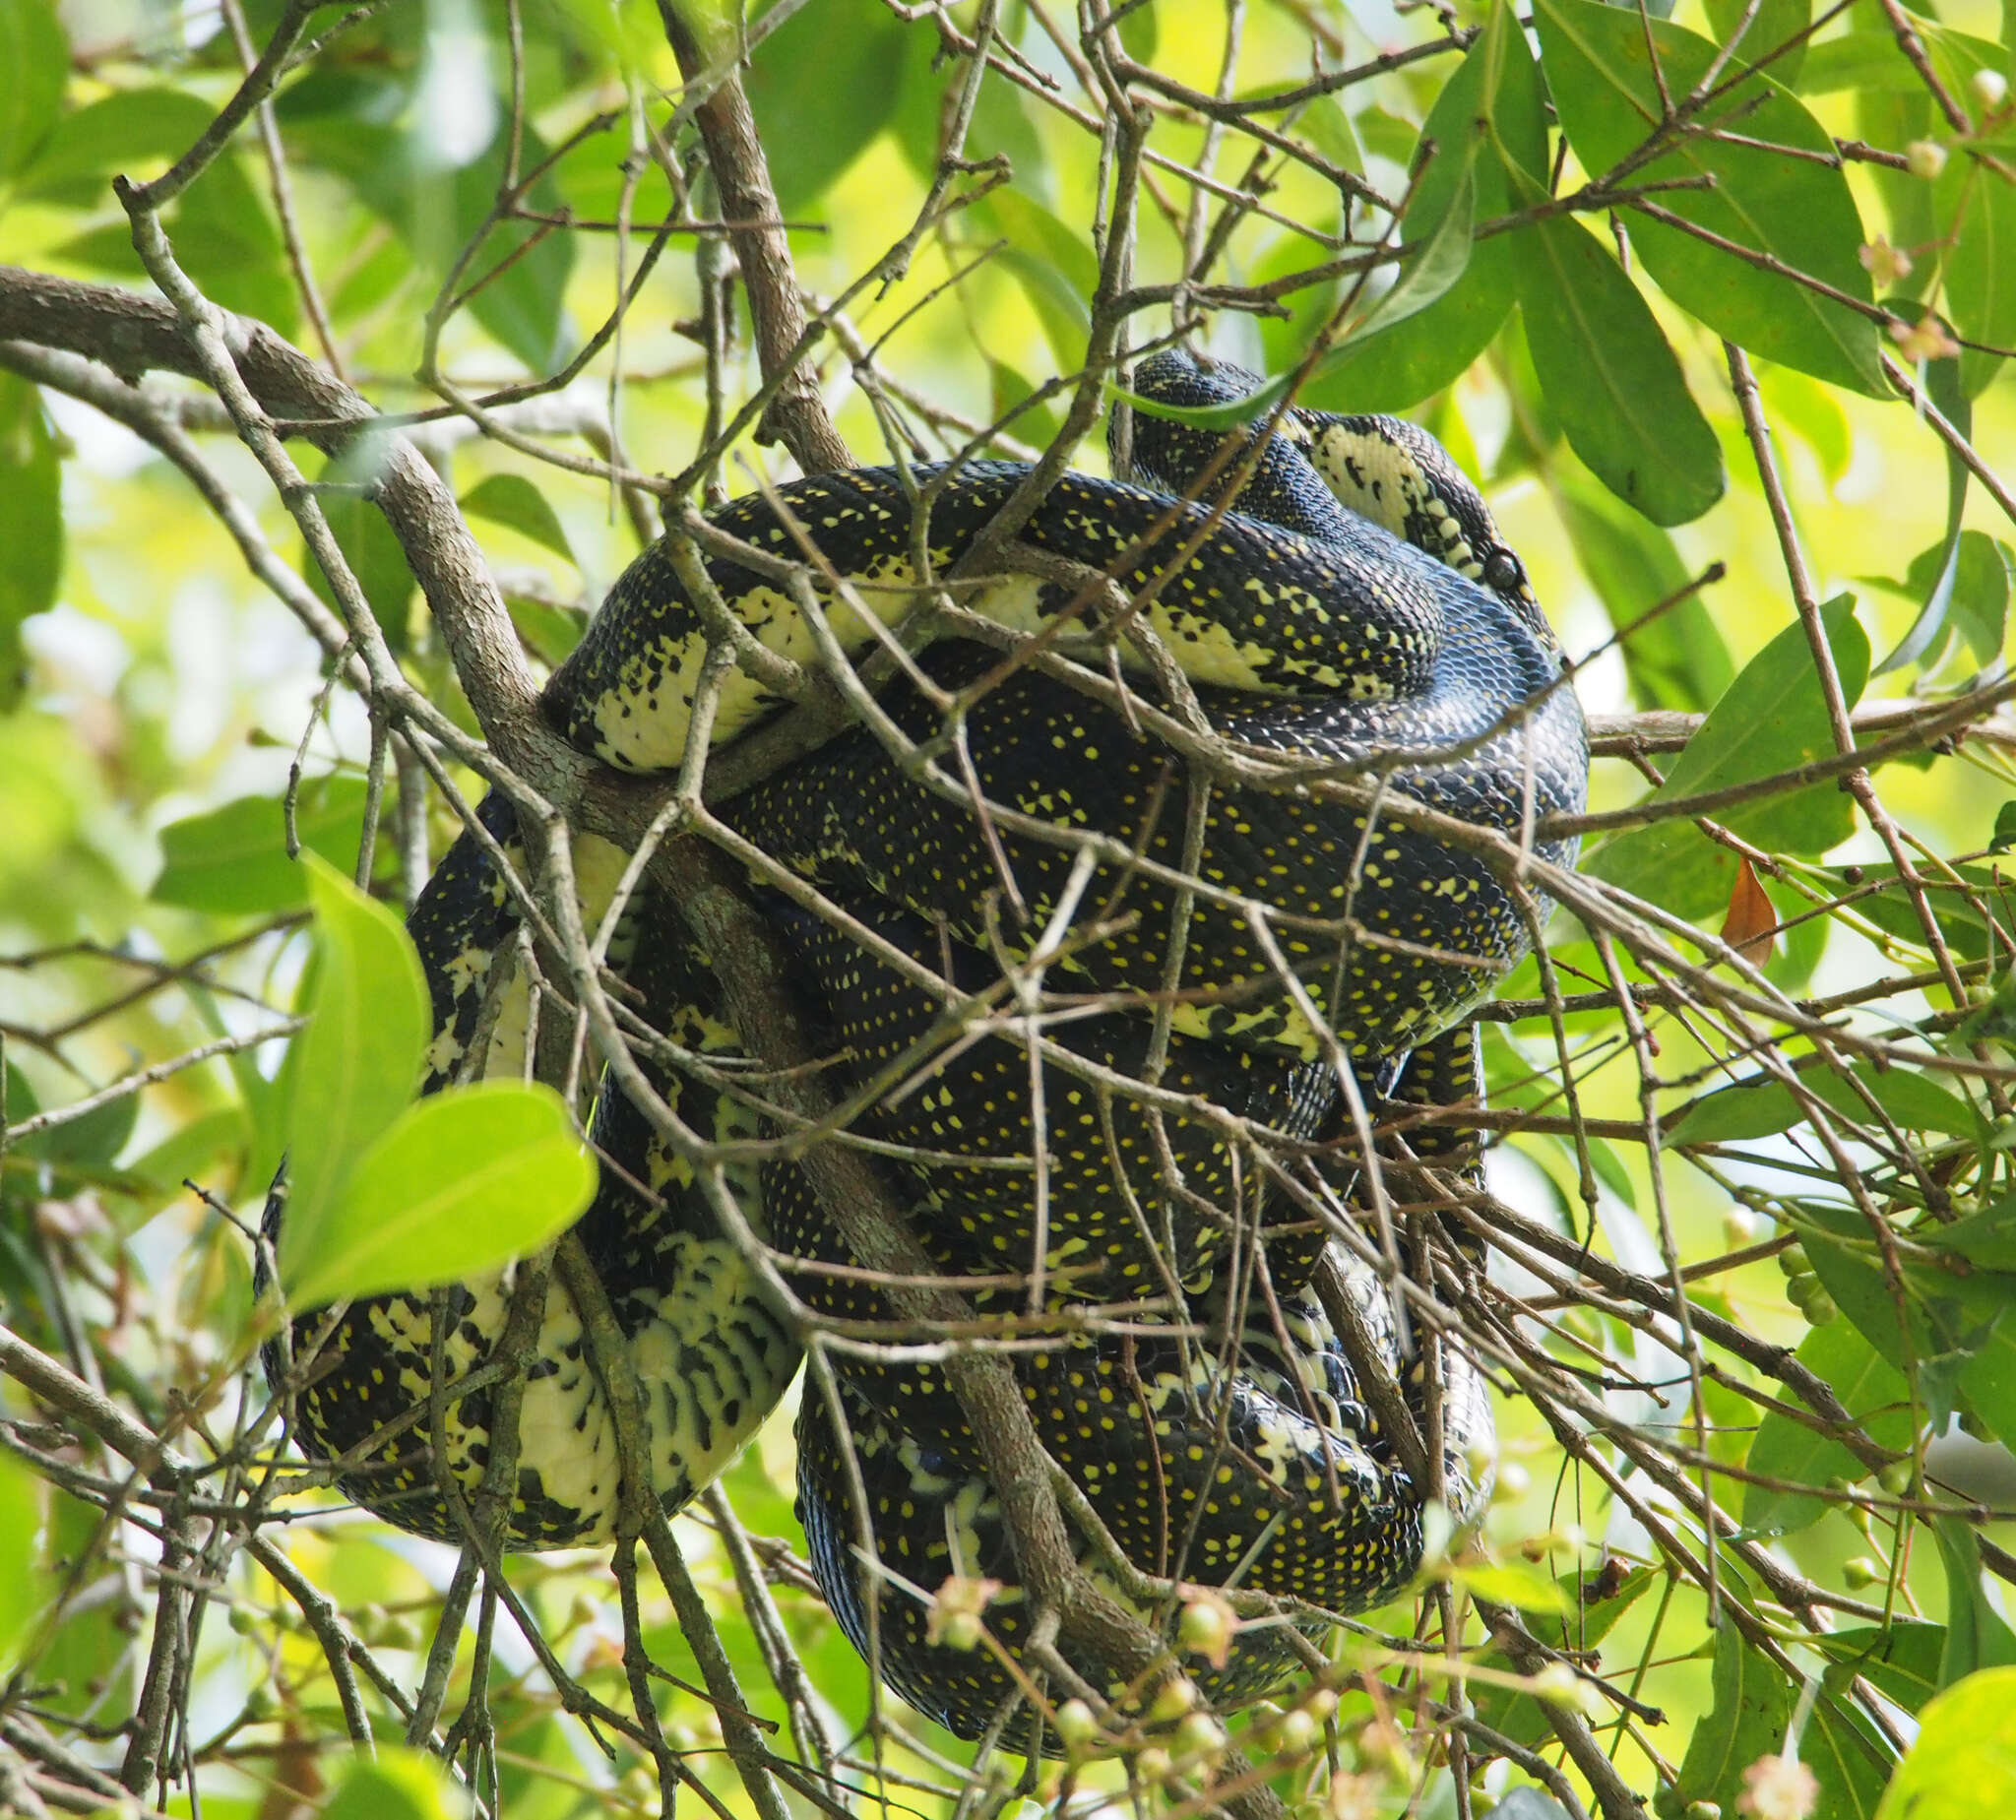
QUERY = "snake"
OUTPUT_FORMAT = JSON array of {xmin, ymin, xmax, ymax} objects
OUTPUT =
[{"xmin": 261, "ymin": 348, "xmax": 1587, "ymax": 1736}]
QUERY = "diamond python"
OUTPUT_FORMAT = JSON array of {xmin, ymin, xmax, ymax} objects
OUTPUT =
[{"xmin": 263, "ymin": 349, "xmax": 1587, "ymax": 1737}]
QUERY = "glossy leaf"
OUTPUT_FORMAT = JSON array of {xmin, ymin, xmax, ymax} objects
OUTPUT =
[
  {"xmin": 1796, "ymin": 30, "xmax": 1921, "ymax": 94},
  {"xmin": 0, "ymin": 0, "xmax": 65, "ymax": 180},
  {"xmin": 1554, "ymin": 469, "xmax": 1732, "ymax": 710},
  {"xmin": 1742, "ymin": 1322, "xmax": 1912, "ymax": 1534},
  {"xmin": 1804, "ymin": 1698, "xmax": 1892, "ymax": 1819},
  {"xmin": 274, "ymin": 855, "xmax": 430, "ymax": 1295},
  {"xmin": 463, "ymin": 473, "xmax": 576, "ymax": 565},
  {"xmin": 1874, "ymin": 1666, "xmax": 2016, "ymax": 1819},
  {"xmin": 153, "ymin": 777, "xmax": 370, "ymax": 915},
  {"xmin": 0, "ymin": 373, "xmax": 62, "ymax": 710},
  {"xmin": 1536, "ymin": 0, "xmax": 1884, "ymax": 394},
  {"xmin": 1586, "ymin": 596, "xmax": 1869, "ymax": 918},
  {"xmin": 282, "ymin": 1080, "xmax": 596, "ymax": 1309}
]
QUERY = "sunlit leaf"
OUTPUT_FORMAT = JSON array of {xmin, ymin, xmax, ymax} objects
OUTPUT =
[
  {"xmin": 1874, "ymin": 1665, "xmax": 2016, "ymax": 1818},
  {"xmin": 1817, "ymin": 1619, "xmax": 1947, "ymax": 1713},
  {"xmin": 282, "ymin": 1081, "xmax": 596, "ymax": 1309},
  {"xmin": 1943, "ymin": 155, "xmax": 2016, "ymax": 396},
  {"xmin": 1448, "ymin": 1558, "xmax": 1571, "ymax": 1613},
  {"xmin": 0, "ymin": 1449, "xmax": 47, "ymax": 1672},
  {"xmin": 274, "ymin": 854, "xmax": 430, "ymax": 1293},
  {"xmin": 15, "ymin": 88, "xmax": 214, "ymax": 199},
  {"xmin": 463, "ymin": 472, "xmax": 576, "ymax": 565},
  {"xmin": 153, "ymin": 777, "xmax": 369, "ymax": 915},
  {"xmin": 323, "ymin": 1746, "xmax": 470, "ymax": 1820},
  {"xmin": 743, "ymin": 0, "xmax": 914, "ymax": 214}
]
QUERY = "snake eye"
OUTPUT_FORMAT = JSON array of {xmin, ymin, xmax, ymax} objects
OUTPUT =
[{"xmin": 1482, "ymin": 548, "xmax": 1526, "ymax": 596}]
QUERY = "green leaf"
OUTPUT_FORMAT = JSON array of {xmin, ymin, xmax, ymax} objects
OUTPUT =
[
  {"xmin": 1553, "ymin": 467, "xmax": 1732, "ymax": 711},
  {"xmin": 1352, "ymin": 161, "xmax": 1480, "ymax": 339},
  {"xmin": 283, "ymin": 1081, "xmax": 595, "ymax": 1309},
  {"xmin": 0, "ymin": 1449, "xmax": 46, "ymax": 1672},
  {"xmin": 303, "ymin": 109, "xmax": 574, "ymax": 373},
  {"xmin": 985, "ymin": 356, "xmax": 1063, "ymax": 453},
  {"xmin": 1804, "ymin": 1697, "xmax": 1892, "ymax": 1819},
  {"xmin": 298, "ymin": 446, "xmax": 417, "ymax": 653},
  {"xmin": 323, "ymin": 1746, "xmax": 469, "ymax": 1820},
  {"xmin": 1874, "ymin": 1666, "xmax": 2016, "ymax": 1819},
  {"xmin": 502, "ymin": 591, "xmax": 589, "ymax": 668},
  {"xmin": 1672, "ymin": 1624, "xmax": 1796, "ymax": 1812},
  {"xmin": 1585, "ymin": 596, "xmax": 1869, "ymax": 919},
  {"xmin": 1705, "ymin": 0, "xmax": 1811, "ymax": 86},
  {"xmin": 1535, "ymin": 0, "xmax": 1884, "ymax": 395},
  {"xmin": 1995, "ymin": 801, "xmax": 2016, "ymax": 854},
  {"xmin": 275, "ymin": 854, "xmax": 430, "ymax": 1295},
  {"xmin": 1449, "ymin": 1558, "xmax": 1572, "ymax": 1612},
  {"xmin": 1669, "ymin": 1062, "xmax": 1978, "ymax": 1147},
  {"xmin": 1816, "ymin": 1620, "xmax": 1947, "ymax": 1713},
  {"xmin": 1796, "ymin": 30, "xmax": 1921, "ymax": 94},
  {"xmin": 0, "ymin": 371, "xmax": 63, "ymax": 710},
  {"xmin": 1930, "ymin": 1523, "xmax": 2016, "ymax": 1692},
  {"xmin": 976, "ymin": 190, "xmax": 1101, "ymax": 371},
  {"xmin": 0, "ymin": 0, "xmax": 66, "ymax": 180},
  {"xmin": 743, "ymin": 0, "xmax": 914, "ymax": 215},
  {"xmin": 15, "ymin": 1080, "xmax": 139, "ymax": 1171},
  {"xmin": 1873, "ymin": 531, "xmax": 2011, "ymax": 677},
  {"xmin": 1742, "ymin": 1323, "xmax": 1912, "ymax": 1535},
  {"xmin": 1509, "ymin": 180, "xmax": 1724, "ymax": 525},
  {"xmin": 1302, "ymin": 0, "xmax": 1540, "ymax": 412},
  {"xmin": 1930, "ymin": 1194, "xmax": 2016, "ymax": 1271},
  {"xmin": 15, "ymin": 88, "xmax": 213, "ymax": 199},
  {"xmin": 463, "ymin": 472, "xmax": 575, "ymax": 565},
  {"xmin": 1945, "ymin": 157, "xmax": 2016, "ymax": 398},
  {"xmin": 153, "ymin": 777, "xmax": 369, "ymax": 915}
]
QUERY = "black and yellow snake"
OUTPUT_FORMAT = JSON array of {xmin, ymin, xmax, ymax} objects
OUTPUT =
[{"xmin": 263, "ymin": 348, "xmax": 1588, "ymax": 1739}]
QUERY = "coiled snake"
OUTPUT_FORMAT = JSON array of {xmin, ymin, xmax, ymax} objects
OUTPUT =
[{"xmin": 264, "ymin": 349, "xmax": 1588, "ymax": 1740}]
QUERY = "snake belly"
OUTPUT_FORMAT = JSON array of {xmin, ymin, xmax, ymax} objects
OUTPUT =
[{"xmin": 266, "ymin": 349, "xmax": 1585, "ymax": 1727}]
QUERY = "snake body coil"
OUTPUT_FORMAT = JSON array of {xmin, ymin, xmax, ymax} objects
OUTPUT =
[{"xmin": 264, "ymin": 350, "xmax": 1587, "ymax": 1736}]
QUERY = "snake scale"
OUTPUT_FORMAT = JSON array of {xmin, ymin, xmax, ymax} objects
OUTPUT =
[{"xmin": 263, "ymin": 349, "xmax": 1588, "ymax": 1741}]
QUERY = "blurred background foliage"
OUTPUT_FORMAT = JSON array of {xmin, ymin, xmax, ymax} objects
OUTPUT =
[{"xmin": 0, "ymin": 0, "xmax": 2015, "ymax": 1813}]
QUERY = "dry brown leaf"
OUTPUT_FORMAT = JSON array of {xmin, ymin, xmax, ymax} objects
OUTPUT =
[{"xmin": 1721, "ymin": 856, "xmax": 1778, "ymax": 968}]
